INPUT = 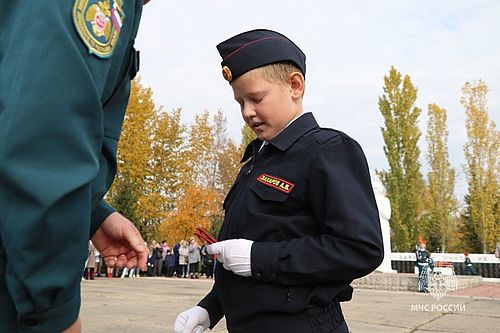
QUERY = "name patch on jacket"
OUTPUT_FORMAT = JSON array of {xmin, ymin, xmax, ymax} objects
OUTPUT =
[
  {"xmin": 257, "ymin": 174, "xmax": 295, "ymax": 194},
  {"xmin": 73, "ymin": 0, "xmax": 124, "ymax": 58}
]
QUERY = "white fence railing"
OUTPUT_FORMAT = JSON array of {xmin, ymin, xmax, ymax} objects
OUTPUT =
[{"xmin": 391, "ymin": 252, "xmax": 499, "ymax": 264}]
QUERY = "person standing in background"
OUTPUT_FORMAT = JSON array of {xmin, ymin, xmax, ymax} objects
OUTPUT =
[
  {"xmin": 463, "ymin": 252, "xmax": 478, "ymax": 275},
  {"xmin": 173, "ymin": 242, "xmax": 181, "ymax": 277},
  {"xmin": 152, "ymin": 241, "xmax": 164, "ymax": 276},
  {"xmin": 84, "ymin": 241, "xmax": 97, "ymax": 280},
  {"xmin": 178, "ymin": 240, "xmax": 189, "ymax": 278},
  {"xmin": 94, "ymin": 248, "xmax": 103, "ymax": 278},
  {"xmin": 165, "ymin": 250, "xmax": 176, "ymax": 277},
  {"xmin": 415, "ymin": 239, "xmax": 431, "ymax": 292},
  {"xmin": 147, "ymin": 248, "xmax": 155, "ymax": 277},
  {"xmin": 161, "ymin": 240, "xmax": 170, "ymax": 276},
  {"xmin": 201, "ymin": 243, "xmax": 215, "ymax": 279},
  {"xmin": 188, "ymin": 239, "xmax": 201, "ymax": 279}
]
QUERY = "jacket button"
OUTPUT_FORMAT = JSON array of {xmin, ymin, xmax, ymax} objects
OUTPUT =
[
  {"xmin": 255, "ymin": 272, "xmax": 262, "ymax": 279},
  {"xmin": 270, "ymin": 273, "xmax": 276, "ymax": 280},
  {"xmin": 24, "ymin": 318, "xmax": 38, "ymax": 327}
]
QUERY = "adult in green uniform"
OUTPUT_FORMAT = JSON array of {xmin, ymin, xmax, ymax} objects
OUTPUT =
[{"xmin": 0, "ymin": 1, "xmax": 150, "ymax": 332}]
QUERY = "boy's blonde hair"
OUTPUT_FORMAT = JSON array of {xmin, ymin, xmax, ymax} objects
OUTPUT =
[{"xmin": 255, "ymin": 62, "xmax": 305, "ymax": 97}]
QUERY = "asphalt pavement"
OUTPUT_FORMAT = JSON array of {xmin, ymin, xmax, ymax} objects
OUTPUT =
[{"xmin": 80, "ymin": 276, "xmax": 500, "ymax": 332}]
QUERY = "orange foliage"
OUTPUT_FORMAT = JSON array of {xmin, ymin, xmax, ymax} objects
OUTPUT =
[{"xmin": 157, "ymin": 185, "xmax": 223, "ymax": 245}]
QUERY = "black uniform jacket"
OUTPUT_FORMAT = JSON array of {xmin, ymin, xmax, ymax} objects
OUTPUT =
[{"xmin": 199, "ymin": 113, "xmax": 383, "ymax": 332}]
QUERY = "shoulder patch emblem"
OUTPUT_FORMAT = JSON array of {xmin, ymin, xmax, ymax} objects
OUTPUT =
[
  {"xmin": 257, "ymin": 174, "xmax": 295, "ymax": 194},
  {"xmin": 73, "ymin": 0, "xmax": 125, "ymax": 58}
]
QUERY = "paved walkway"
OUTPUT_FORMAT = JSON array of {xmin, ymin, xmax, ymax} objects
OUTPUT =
[
  {"xmin": 80, "ymin": 277, "xmax": 500, "ymax": 332},
  {"xmin": 449, "ymin": 283, "xmax": 500, "ymax": 299}
]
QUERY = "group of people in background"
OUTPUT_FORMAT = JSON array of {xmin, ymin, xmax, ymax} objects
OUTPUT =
[
  {"xmin": 147, "ymin": 238, "xmax": 215, "ymax": 279},
  {"xmin": 83, "ymin": 238, "xmax": 215, "ymax": 280}
]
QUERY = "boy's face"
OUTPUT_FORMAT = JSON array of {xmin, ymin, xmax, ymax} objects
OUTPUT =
[{"xmin": 231, "ymin": 69, "xmax": 302, "ymax": 141}]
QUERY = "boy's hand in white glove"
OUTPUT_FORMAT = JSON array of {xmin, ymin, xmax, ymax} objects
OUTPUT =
[
  {"xmin": 173, "ymin": 306, "xmax": 210, "ymax": 333},
  {"xmin": 207, "ymin": 239, "xmax": 254, "ymax": 277}
]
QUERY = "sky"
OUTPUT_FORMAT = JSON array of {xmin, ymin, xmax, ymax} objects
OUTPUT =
[{"xmin": 135, "ymin": 0, "xmax": 500, "ymax": 202}]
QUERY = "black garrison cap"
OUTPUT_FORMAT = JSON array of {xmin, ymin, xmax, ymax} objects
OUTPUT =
[{"xmin": 216, "ymin": 29, "xmax": 306, "ymax": 83}]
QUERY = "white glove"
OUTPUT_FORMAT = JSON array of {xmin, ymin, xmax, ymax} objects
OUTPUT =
[
  {"xmin": 207, "ymin": 239, "xmax": 254, "ymax": 277},
  {"xmin": 173, "ymin": 306, "xmax": 210, "ymax": 333}
]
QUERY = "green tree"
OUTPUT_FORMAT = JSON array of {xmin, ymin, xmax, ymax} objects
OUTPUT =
[
  {"xmin": 109, "ymin": 180, "xmax": 143, "ymax": 234},
  {"xmin": 424, "ymin": 103, "xmax": 457, "ymax": 252},
  {"xmin": 458, "ymin": 195, "xmax": 482, "ymax": 253},
  {"xmin": 461, "ymin": 80, "xmax": 500, "ymax": 253},
  {"xmin": 377, "ymin": 67, "xmax": 425, "ymax": 251}
]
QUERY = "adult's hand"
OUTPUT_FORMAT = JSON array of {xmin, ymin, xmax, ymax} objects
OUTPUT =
[{"xmin": 91, "ymin": 212, "xmax": 147, "ymax": 270}]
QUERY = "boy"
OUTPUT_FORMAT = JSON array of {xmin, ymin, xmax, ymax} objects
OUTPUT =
[
  {"xmin": 165, "ymin": 250, "xmax": 176, "ymax": 277},
  {"xmin": 174, "ymin": 29, "xmax": 383, "ymax": 333}
]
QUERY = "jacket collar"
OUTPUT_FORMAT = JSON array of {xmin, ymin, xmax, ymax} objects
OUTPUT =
[
  {"xmin": 269, "ymin": 112, "xmax": 318, "ymax": 151},
  {"xmin": 240, "ymin": 112, "xmax": 318, "ymax": 162}
]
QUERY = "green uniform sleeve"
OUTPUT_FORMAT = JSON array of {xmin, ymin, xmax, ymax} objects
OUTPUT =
[
  {"xmin": 0, "ymin": 1, "xmax": 142, "ymax": 331},
  {"xmin": 91, "ymin": 200, "xmax": 116, "ymax": 236}
]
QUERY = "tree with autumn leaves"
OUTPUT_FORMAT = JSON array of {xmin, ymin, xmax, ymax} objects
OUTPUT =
[
  {"xmin": 109, "ymin": 80, "xmax": 241, "ymax": 244},
  {"xmin": 112, "ymin": 76, "xmax": 498, "ymax": 254},
  {"xmin": 378, "ymin": 68, "xmax": 498, "ymax": 253},
  {"xmin": 460, "ymin": 80, "xmax": 499, "ymax": 253},
  {"xmin": 158, "ymin": 110, "xmax": 235, "ymax": 244},
  {"xmin": 423, "ymin": 104, "xmax": 458, "ymax": 253},
  {"xmin": 109, "ymin": 79, "xmax": 157, "ymax": 239},
  {"xmin": 158, "ymin": 185, "xmax": 223, "ymax": 245},
  {"xmin": 377, "ymin": 67, "xmax": 425, "ymax": 251}
]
